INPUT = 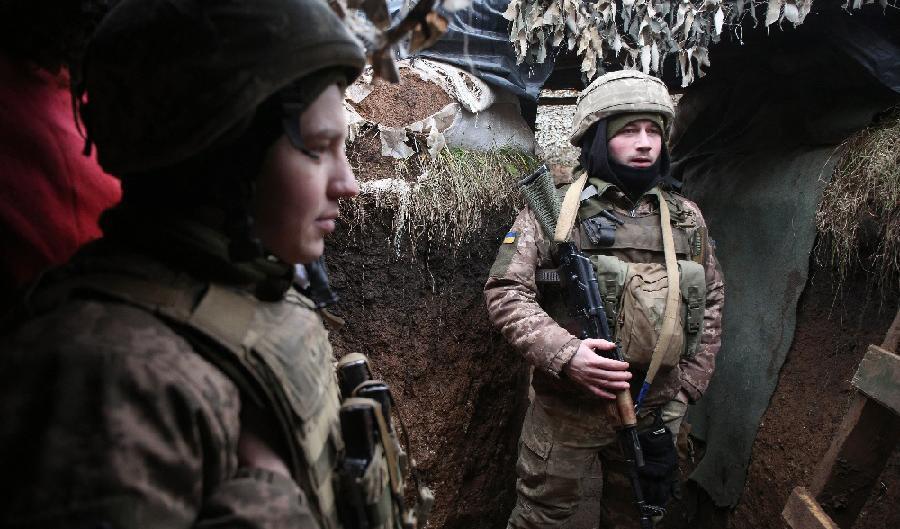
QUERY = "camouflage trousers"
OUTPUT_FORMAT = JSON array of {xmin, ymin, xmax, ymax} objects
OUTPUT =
[{"xmin": 507, "ymin": 393, "xmax": 688, "ymax": 529}]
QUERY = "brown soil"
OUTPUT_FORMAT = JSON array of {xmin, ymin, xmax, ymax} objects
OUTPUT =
[
  {"xmin": 664, "ymin": 267, "xmax": 899, "ymax": 529},
  {"xmin": 726, "ymin": 267, "xmax": 899, "ymax": 529},
  {"xmin": 352, "ymin": 69, "xmax": 452, "ymax": 128},
  {"xmin": 326, "ymin": 208, "xmax": 530, "ymax": 529},
  {"xmin": 327, "ymin": 204, "xmax": 898, "ymax": 529},
  {"xmin": 346, "ymin": 123, "xmax": 429, "ymax": 184}
]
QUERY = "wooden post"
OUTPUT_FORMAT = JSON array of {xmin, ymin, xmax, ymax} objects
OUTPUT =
[
  {"xmin": 782, "ymin": 308, "xmax": 900, "ymax": 529},
  {"xmin": 783, "ymin": 487, "xmax": 840, "ymax": 529}
]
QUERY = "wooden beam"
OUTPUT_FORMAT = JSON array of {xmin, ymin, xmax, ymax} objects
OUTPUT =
[
  {"xmin": 852, "ymin": 345, "xmax": 900, "ymax": 416},
  {"xmin": 783, "ymin": 487, "xmax": 839, "ymax": 529},
  {"xmin": 809, "ymin": 395, "xmax": 900, "ymax": 527},
  {"xmin": 537, "ymin": 96, "xmax": 577, "ymax": 106}
]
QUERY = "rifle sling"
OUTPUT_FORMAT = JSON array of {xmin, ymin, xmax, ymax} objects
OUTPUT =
[
  {"xmin": 645, "ymin": 188, "xmax": 680, "ymax": 387},
  {"xmin": 553, "ymin": 171, "xmax": 588, "ymax": 243}
]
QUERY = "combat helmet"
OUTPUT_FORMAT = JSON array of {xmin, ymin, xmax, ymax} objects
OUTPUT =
[
  {"xmin": 80, "ymin": 0, "xmax": 366, "ymax": 176},
  {"xmin": 569, "ymin": 70, "xmax": 675, "ymax": 146}
]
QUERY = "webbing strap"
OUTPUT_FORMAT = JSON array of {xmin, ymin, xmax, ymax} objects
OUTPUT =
[
  {"xmin": 643, "ymin": 189, "xmax": 681, "ymax": 389},
  {"xmin": 553, "ymin": 171, "xmax": 588, "ymax": 243}
]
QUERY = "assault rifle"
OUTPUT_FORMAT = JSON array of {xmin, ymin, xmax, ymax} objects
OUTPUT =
[{"xmin": 557, "ymin": 241, "xmax": 664, "ymax": 528}]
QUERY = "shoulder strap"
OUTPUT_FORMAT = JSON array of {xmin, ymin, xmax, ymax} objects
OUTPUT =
[
  {"xmin": 640, "ymin": 189, "xmax": 682, "ymax": 400},
  {"xmin": 553, "ymin": 170, "xmax": 589, "ymax": 243},
  {"xmin": 56, "ymin": 274, "xmax": 258, "ymax": 355}
]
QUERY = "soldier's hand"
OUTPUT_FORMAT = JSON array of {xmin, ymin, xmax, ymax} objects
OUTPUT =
[{"xmin": 563, "ymin": 339, "xmax": 631, "ymax": 399}]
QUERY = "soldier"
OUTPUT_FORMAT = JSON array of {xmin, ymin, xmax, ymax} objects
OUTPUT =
[
  {"xmin": 485, "ymin": 70, "xmax": 725, "ymax": 528},
  {"xmin": 0, "ymin": 1, "xmax": 410, "ymax": 528}
]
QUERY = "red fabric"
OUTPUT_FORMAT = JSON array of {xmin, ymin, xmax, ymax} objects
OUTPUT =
[{"xmin": 0, "ymin": 52, "xmax": 121, "ymax": 289}]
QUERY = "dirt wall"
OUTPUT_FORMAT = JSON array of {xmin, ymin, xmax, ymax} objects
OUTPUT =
[
  {"xmin": 327, "ymin": 214, "xmax": 898, "ymax": 529},
  {"xmin": 726, "ymin": 266, "xmax": 898, "ymax": 529},
  {"xmin": 326, "ymin": 210, "xmax": 530, "ymax": 529},
  {"xmin": 664, "ymin": 265, "xmax": 899, "ymax": 529}
]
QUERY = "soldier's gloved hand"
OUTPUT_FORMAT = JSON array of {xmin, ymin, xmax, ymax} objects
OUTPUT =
[{"xmin": 563, "ymin": 339, "xmax": 631, "ymax": 399}]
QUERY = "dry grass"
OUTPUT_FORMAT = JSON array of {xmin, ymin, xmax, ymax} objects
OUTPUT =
[
  {"xmin": 342, "ymin": 147, "xmax": 539, "ymax": 255},
  {"xmin": 815, "ymin": 106, "xmax": 900, "ymax": 294}
]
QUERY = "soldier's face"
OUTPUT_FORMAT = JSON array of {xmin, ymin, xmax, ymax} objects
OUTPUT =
[
  {"xmin": 607, "ymin": 119, "xmax": 663, "ymax": 168},
  {"xmin": 253, "ymin": 85, "xmax": 359, "ymax": 264}
]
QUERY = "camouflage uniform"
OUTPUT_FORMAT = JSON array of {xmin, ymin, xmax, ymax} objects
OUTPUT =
[
  {"xmin": 485, "ymin": 180, "xmax": 724, "ymax": 528},
  {"xmin": 0, "ymin": 1, "xmax": 370, "ymax": 527},
  {"xmin": 0, "ymin": 249, "xmax": 335, "ymax": 528}
]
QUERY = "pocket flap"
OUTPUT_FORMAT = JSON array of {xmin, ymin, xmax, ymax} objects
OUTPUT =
[{"xmin": 522, "ymin": 407, "xmax": 552, "ymax": 460}]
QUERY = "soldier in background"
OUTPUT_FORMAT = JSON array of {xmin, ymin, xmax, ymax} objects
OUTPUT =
[
  {"xmin": 0, "ymin": 0, "xmax": 400, "ymax": 527},
  {"xmin": 485, "ymin": 71, "xmax": 725, "ymax": 528}
]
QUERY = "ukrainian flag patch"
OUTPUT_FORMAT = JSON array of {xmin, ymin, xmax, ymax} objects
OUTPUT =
[{"xmin": 503, "ymin": 231, "xmax": 517, "ymax": 244}]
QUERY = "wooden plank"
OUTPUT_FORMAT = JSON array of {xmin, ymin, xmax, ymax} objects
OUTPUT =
[
  {"xmin": 809, "ymin": 395, "xmax": 866, "ymax": 496},
  {"xmin": 783, "ymin": 487, "xmax": 840, "ymax": 529},
  {"xmin": 852, "ymin": 345, "xmax": 900, "ymax": 416},
  {"xmin": 537, "ymin": 96, "xmax": 577, "ymax": 106},
  {"xmin": 809, "ymin": 396, "xmax": 900, "ymax": 527}
]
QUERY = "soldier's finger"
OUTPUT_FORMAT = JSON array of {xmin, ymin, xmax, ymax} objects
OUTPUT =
[
  {"xmin": 593, "ymin": 379, "xmax": 631, "ymax": 391},
  {"xmin": 587, "ymin": 385, "xmax": 617, "ymax": 399},
  {"xmin": 582, "ymin": 338, "xmax": 616, "ymax": 351},
  {"xmin": 588, "ymin": 369, "xmax": 632, "ymax": 382},
  {"xmin": 587, "ymin": 356, "xmax": 630, "ymax": 371}
]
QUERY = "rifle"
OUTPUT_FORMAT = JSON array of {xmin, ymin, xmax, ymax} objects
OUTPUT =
[{"xmin": 557, "ymin": 241, "xmax": 664, "ymax": 528}]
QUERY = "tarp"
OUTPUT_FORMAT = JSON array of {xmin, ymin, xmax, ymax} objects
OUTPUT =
[
  {"xmin": 672, "ymin": 10, "xmax": 898, "ymax": 506},
  {"xmin": 808, "ymin": 5, "xmax": 900, "ymax": 94},
  {"xmin": 391, "ymin": 0, "xmax": 554, "ymax": 101}
]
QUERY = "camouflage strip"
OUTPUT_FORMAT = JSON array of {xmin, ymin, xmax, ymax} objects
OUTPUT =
[{"xmin": 520, "ymin": 166, "xmax": 561, "ymax": 237}]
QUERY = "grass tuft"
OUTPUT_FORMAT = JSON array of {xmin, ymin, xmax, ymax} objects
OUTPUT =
[
  {"xmin": 815, "ymin": 106, "xmax": 900, "ymax": 295},
  {"xmin": 342, "ymin": 147, "xmax": 539, "ymax": 255}
]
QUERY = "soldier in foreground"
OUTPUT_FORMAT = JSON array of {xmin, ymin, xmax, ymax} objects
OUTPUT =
[
  {"xmin": 485, "ymin": 71, "xmax": 725, "ymax": 528},
  {"xmin": 0, "ymin": 0, "xmax": 420, "ymax": 527}
]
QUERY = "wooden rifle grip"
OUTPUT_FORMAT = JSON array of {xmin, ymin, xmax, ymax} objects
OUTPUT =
[{"xmin": 615, "ymin": 389, "xmax": 638, "ymax": 428}]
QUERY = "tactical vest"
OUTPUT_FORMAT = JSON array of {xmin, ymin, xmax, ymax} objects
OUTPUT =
[
  {"xmin": 23, "ymin": 257, "xmax": 378, "ymax": 529},
  {"xmin": 536, "ymin": 178, "xmax": 707, "ymax": 372}
]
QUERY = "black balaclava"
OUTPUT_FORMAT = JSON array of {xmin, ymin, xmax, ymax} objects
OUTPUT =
[{"xmin": 578, "ymin": 119, "xmax": 672, "ymax": 204}]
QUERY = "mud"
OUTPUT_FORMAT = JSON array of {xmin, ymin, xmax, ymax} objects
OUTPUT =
[{"xmin": 326, "ymin": 208, "xmax": 530, "ymax": 529}]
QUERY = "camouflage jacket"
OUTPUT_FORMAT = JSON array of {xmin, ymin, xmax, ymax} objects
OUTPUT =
[
  {"xmin": 484, "ymin": 181, "xmax": 724, "ymax": 409},
  {"xmin": 0, "ymin": 256, "xmax": 328, "ymax": 528}
]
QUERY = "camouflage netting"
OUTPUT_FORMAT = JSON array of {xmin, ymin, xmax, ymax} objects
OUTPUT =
[{"xmin": 502, "ymin": 0, "xmax": 882, "ymax": 86}]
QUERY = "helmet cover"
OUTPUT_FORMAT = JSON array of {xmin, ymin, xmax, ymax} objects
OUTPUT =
[{"xmin": 570, "ymin": 70, "xmax": 675, "ymax": 146}]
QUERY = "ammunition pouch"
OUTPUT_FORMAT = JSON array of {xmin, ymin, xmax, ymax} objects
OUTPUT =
[
  {"xmin": 590, "ymin": 256, "xmax": 706, "ymax": 370},
  {"xmin": 336, "ymin": 355, "xmax": 433, "ymax": 529},
  {"xmin": 336, "ymin": 398, "xmax": 395, "ymax": 529}
]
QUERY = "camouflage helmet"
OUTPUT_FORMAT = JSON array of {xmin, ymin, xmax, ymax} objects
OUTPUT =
[
  {"xmin": 81, "ymin": 0, "xmax": 366, "ymax": 175},
  {"xmin": 569, "ymin": 70, "xmax": 675, "ymax": 146}
]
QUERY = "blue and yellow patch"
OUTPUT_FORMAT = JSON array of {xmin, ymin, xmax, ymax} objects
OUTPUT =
[{"xmin": 503, "ymin": 231, "xmax": 517, "ymax": 244}]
